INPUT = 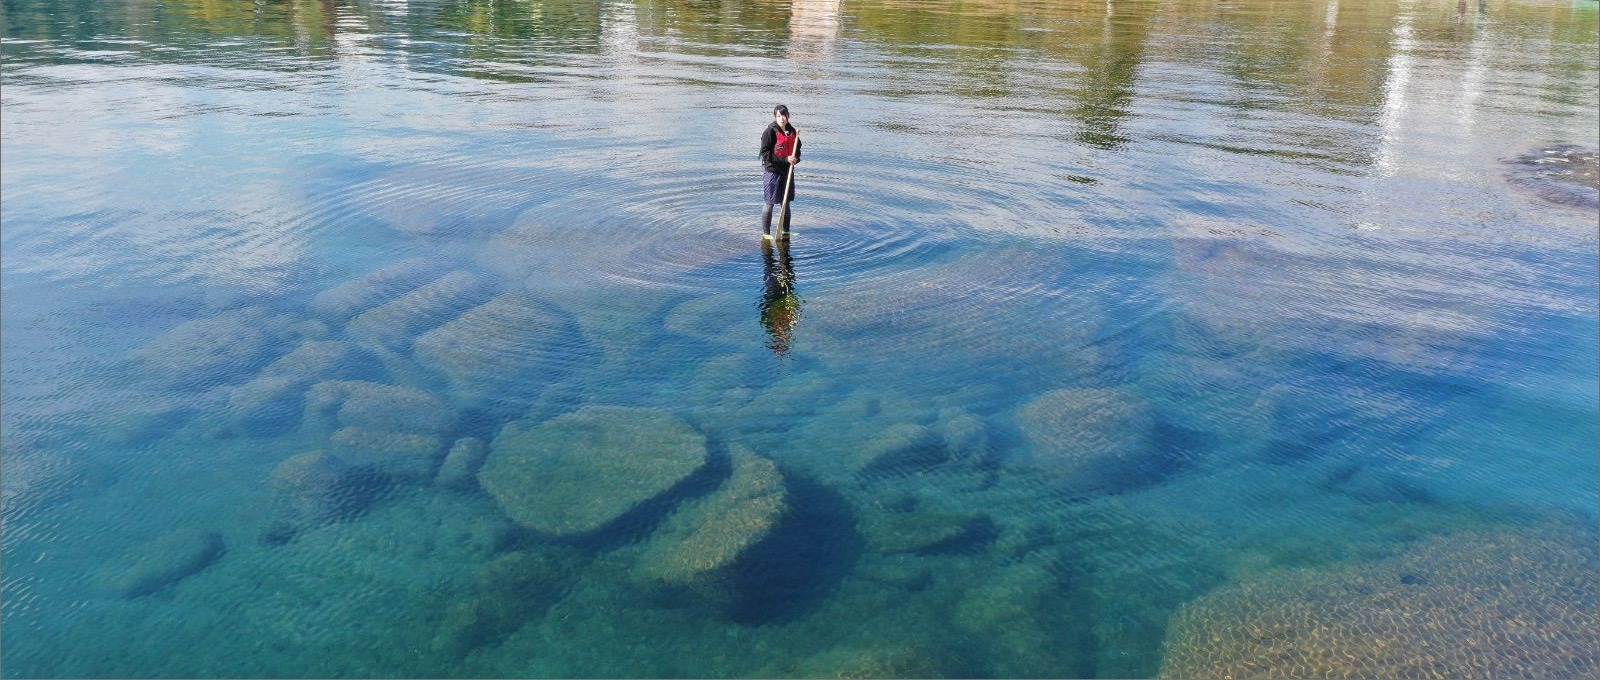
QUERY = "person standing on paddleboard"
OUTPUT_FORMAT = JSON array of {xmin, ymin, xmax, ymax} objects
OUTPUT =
[{"xmin": 760, "ymin": 104, "xmax": 802, "ymax": 240}]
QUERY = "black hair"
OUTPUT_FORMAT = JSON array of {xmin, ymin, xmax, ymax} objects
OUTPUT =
[{"xmin": 773, "ymin": 104, "xmax": 789, "ymax": 116}]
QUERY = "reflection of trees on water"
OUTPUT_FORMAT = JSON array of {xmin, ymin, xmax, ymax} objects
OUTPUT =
[
  {"xmin": 846, "ymin": 1, "xmax": 1151, "ymax": 150},
  {"xmin": 6, "ymin": 1, "xmax": 1592, "ymax": 84},
  {"xmin": 1, "ymin": 0, "xmax": 342, "ymax": 59},
  {"xmin": 1069, "ymin": 3, "xmax": 1149, "ymax": 150},
  {"xmin": 630, "ymin": 0, "xmax": 792, "ymax": 55}
]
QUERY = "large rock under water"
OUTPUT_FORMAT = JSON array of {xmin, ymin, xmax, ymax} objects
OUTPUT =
[
  {"xmin": 1013, "ymin": 387, "xmax": 1159, "ymax": 495},
  {"xmin": 1158, "ymin": 524, "xmax": 1600, "ymax": 678},
  {"xmin": 412, "ymin": 292, "xmax": 587, "ymax": 405},
  {"xmin": 1503, "ymin": 144, "xmax": 1600, "ymax": 209},
  {"xmin": 345, "ymin": 271, "xmax": 491, "ymax": 350},
  {"xmin": 435, "ymin": 437, "xmax": 489, "ymax": 490},
  {"xmin": 329, "ymin": 427, "xmax": 448, "ymax": 480},
  {"xmin": 131, "ymin": 306, "xmax": 312, "ymax": 389},
  {"xmin": 262, "ymin": 450, "xmax": 380, "ymax": 543},
  {"xmin": 632, "ymin": 445, "xmax": 788, "ymax": 589},
  {"xmin": 479, "ymin": 407, "xmax": 708, "ymax": 536},
  {"xmin": 955, "ymin": 555, "xmax": 1093, "ymax": 677},
  {"xmin": 302, "ymin": 380, "xmax": 456, "ymax": 436},
  {"xmin": 226, "ymin": 341, "xmax": 387, "ymax": 435},
  {"xmin": 433, "ymin": 547, "xmax": 583, "ymax": 657},
  {"xmin": 306, "ymin": 258, "xmax": 442, "ymax": 321},
  {"xmin": 857, "ymin": 508, "xmax": 987, "ymax": 555},
  {"xmin": 101, "ymin": 527, "xmax": 226, "ymax": 598}
]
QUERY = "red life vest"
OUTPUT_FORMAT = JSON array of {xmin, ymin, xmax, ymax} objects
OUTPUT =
[{"xmin": 774, "ymin": 127, "xmax": 795, "ymax": 160}]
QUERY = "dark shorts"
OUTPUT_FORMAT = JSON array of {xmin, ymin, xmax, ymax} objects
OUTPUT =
[{"xmin": 763, "ymin": 169, "xmax": 795, "ymax": 205}]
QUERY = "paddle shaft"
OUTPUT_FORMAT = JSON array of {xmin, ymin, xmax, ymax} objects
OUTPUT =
[{"xmin": 777, "ymin": 134, "xmax": 798, "ymax": 234}]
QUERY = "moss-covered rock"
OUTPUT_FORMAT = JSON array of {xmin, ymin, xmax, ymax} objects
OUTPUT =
[
  {"xmin": 852, "ymin": 423, "xmax": 946, "ymax": 475},
  {"xmin": 731, "ymin": 373, "xmax": 839, "ymax": 430},
  {"xmin": 435, "ymin": 438, "xmax": 489, "ymax": 490},
  {"xmin": 939, "ymin": 407, "xmax": 989, "ymax": 462},
  {"xmin": 1158, "ymin": 525, "xmax": 1600, "ymax": 678},
  {"xmin": 1013, "ymin": 387, "xmax": 1157, "ymax": 495},
  {"xmin": 259, "ymin": 340, "xmax": 386, "ymax": 383},
  {"xmin": 768, "ymin": 641, "xmax": 965, "ymax": 678},
  {"xmin": 262, "ymin": 450, "xmax": 377, "ymax": 543},
  {"xmin": 226, "ymin": 375, "xmax": 304, "ymax": 435},
  {"xmin": 858, "ymin": 509, "xmax": 986, "ymax": 555},
  {"xmin": 302, "ymin": 380, "xmax": 455, "ymax": 436},
  {"xmin": 131, "ymin": 306, "xmax": 306, "ymax": 388},
  {"xmin": 955, "ymin": 556, "xmax": 1090, "ymax": 677},
  {"xmin": 345, "ymin": 271, "xmax": 490, "ymax": 349},
  {"xmin": 226, "ymin": 342, "xmax": 389, "ymax": 436},
  {"xmin": 412, "ymin": 292, "xmax": 587, "ymax": 404},
  {"xmin": 479, "ymin": 407, "xmax": 707, "ymax": 536},
  {"xmin": 102, "ymin": 527, "xmax": 225, "ymax": 597},
  {"xmin": 433, "ymin": 548, "xmax": 583, "ymax": 657},
  {"xmin": 329, "ymin": 427, "xmax": 447, "ymax": 479},
  {"xmin": 341, "ymin": 385, "xmax": 454, "ymax": 435},
  {"xmin": 306, "ymin": 258, "xmax": 441, "ymax": 321},
  {"xmin": 633, "ymin": 445, "xmax": 787, "ymax": 588}
]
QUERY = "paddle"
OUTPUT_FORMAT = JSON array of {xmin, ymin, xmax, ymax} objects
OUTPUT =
[{"xmin": 777, "ymin": 134, "xmax": 798, "ymax": 239}]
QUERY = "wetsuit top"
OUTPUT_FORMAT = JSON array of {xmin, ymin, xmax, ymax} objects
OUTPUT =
[{"xmin": 760, "ymin": 122, "xmax": 802, "ymax": 174}]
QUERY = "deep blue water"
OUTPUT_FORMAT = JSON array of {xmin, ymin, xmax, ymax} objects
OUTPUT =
[{"xmin": 3, "ymin": 0, "xmax": 1598, "ymax": 677}]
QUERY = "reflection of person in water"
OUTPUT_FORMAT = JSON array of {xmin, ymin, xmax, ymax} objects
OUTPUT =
[{"xmin": 759, "ymin": 238, "xmax": 802, "ymax": 355}]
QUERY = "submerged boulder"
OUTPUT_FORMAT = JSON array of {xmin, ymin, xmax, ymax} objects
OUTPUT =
[
  {"xmin": 858, "ymin": 509, "xmax": 987, "ymax": 555},
  {"xmin": 1158, "ymin": 525, "xmax": 1600, "ymax": 678},
  {"xmin": 102, "ymin": 527, "xmax": 225, "ymax": 597},
  {"xmin": 302, "ymin": 380, "xmax": 455, "ymax": 436},
  {"xmin": 435, "ymin": 437, "xmax": 489, "ymax": 490},
  {"xmin": 662, "ymin": 292, "xmax": 749, "ymax": 345},
  {"xmin": 412, "ymin": 292, "xmax": 587, "ymax": 404},
  {"xmin": 479, "ymin": 407, "xmax": 707, "ymax": 536},
  {"xmin": 852, "ymin": 423, "xmax": 946, "ymax": 476},
  {"xmin": 306, "ymin": 258, "xmax": 442, "ymax": 321},
  {"xmin": 131, "ymin": 306, "xmax": 308, "ymax": 389},
  {"xmin": 765, "ymin": 641, "xmax": 965, "ymax": 679},
  {"xmin": 328, "ymin": 427, "xmax": 447, "ymax": 480},
  {"xmin": 939, "ymin": 407, "xmax": 989, "ymax": 462},
  {"xmin": 633, "ymin": 445, "xmax": 788, "ymax": 589},
  {"xmin": 226, "ymin": 341, "xmax": 387, "ymax": 435},
  {"xmin": 955, "ymin": 556, "xmax": 1090, "ymax": 677},
  {"xmin": 433, "ymin": 548, "xmax": 583, "ymax": 657},
  {"xmin": 1503, "ymin": 144, "xmax": 1600, "ymax": 209},
  {"xmin": 262, "ymin": 450, "xmax": 379, "ymax": 543},
  {"xmin": 731, "ymin": 373, "xmax": 839, "ymax": 430},
  {"xmin": 345, "ymin": 271, "xmax": 491, "ymax": 350},
  {"xmin": 1013, "ymin": 387, "xmax": 1158, "ymax": 495},
  {"xmin": 258, "ymin": 340, "xmax": 385, "ymax": 383},
  {"xmin": 226, "ymin": 375, "xmax": 304, "ymax": 436}
]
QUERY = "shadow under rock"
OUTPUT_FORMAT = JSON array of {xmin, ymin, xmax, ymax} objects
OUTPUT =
[{"xmin": 727, "ymin": 473, "xmax": 864, "ymax": 627}]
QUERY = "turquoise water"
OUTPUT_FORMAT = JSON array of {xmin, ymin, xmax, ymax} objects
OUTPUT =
[{"xmin": 3, "ymin": 0, "xmax": 1597, "ymax": 677}]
